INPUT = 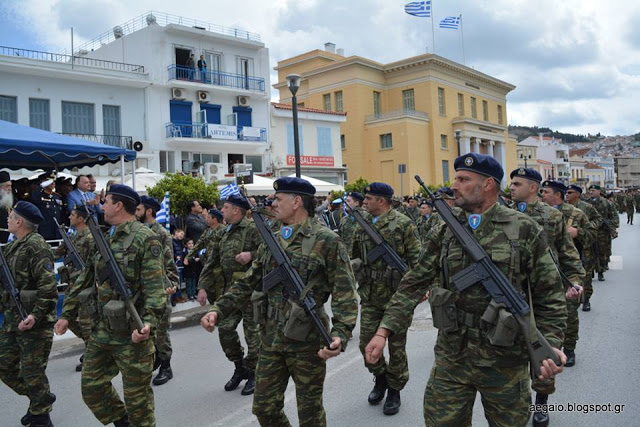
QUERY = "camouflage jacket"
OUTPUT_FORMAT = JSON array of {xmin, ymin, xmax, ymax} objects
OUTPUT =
[
  {"xmin": 1, "ymin": 231, "xmax": 58, "ymax": 331},
  {"xmin": 575, "ymin": 200, "xmax": 603, "ymax": 231},
  {"xmin": 380, "ymin": 203, "xmax": 567, "ymax": 366},
  {"xmin": 403, "ymin": 206, "xmax": 420, "ymax": 222},
  {"xmin": 148, "ymin": 221, "xmax": 179, "ymax": 289},
  {"xmin": 185, "ymin": 226, "xmax": 223, "ymax": 262},
  {"xmin": 338, "ymin": 207, "xmax": 370, "ymax": 257},
  {"xmin": 624, "ymin": 195, "xmax": 636, "ymax": 210},
  {"xmin": 55, "ymin": 228, "xmax": 96, "ymax": 285},
  {"xmin": 73, "ymin": 219, "xmax": 166, "ymax": 344},
  {"xmin": 557, "ymin": 203, "xmax": 594, "ymax": 257},
  {"xmin": 588, "ymin": 196, "xmax": 619, "ymax": 230},
  {"xmin": 211, "ymin": 217, "xmax": 358, "ymax": 352}
]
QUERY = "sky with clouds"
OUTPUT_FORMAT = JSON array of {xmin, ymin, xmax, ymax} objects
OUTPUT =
[{"xmin": 1, "ymin": 0, "xmax": 638, "ymax": 136}]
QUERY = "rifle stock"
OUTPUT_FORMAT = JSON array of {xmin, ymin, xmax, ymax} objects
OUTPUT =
[
  {"xmin": 54, "ymin": 218, "xmax": 85, "ymax": 271},
  {"xmin": 0, "ymin": 246, "xmax": 28, "ymax": 321}
]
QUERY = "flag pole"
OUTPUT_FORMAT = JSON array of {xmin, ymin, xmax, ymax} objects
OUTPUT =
[
  {"xmin": 460, "ymin": 14, "xmax": 466, "ymax": 65},
  {"xmin": 430, "ymin": 2, "xmax": 436, "ymax": 54}
]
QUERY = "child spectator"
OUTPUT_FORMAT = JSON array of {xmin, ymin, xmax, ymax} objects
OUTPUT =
[
  {"xmin": 172, "ymin": 228, "xmax": 186, "ymax": 304},
  {"xmin": 182, "ymin": 238, "xmax": 202, "ymax": 301}
]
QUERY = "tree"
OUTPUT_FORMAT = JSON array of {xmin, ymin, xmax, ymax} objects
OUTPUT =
[
  {"xmin": 415, "ymin": 181, "xmax": 451, "ymax": 198},
  {"xmin": 343, "ymin": 177, "xmax": 370, "ymax": 194},
  {"xmin": 147, "ymin": 173, "xmax": 219, "ymax": 216}
]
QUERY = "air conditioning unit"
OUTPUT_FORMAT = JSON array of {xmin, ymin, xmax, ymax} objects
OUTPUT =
[
  {"xmin": 237, "ymin": 95, "xmax": 250, "ymax": 107},
  {"xmin": 197, "ymin": 90, "xmax": 210, "ymax": 103},
  {"xmin": 171, "ymin": 88, "xmax": 186, "ymax": 100},
  {"xmin": 204, "ymin": 162, "xmax": 227, "ymax": 183}
]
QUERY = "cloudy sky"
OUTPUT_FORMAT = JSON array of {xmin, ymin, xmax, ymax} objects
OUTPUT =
[{"xmin": 1, "ymin": 0, "xmax": 638, "ymax": 136}]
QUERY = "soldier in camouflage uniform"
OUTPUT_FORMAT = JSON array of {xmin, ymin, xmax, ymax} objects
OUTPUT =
[
  {"xmin": 0, "ymin": 201, "xmax": 58, "ymax": 427},
  {"xmin": 135, "ymin": 196, "xmax": 180, "ymax": 387},
  {"xmin": 54, "ymin": 207, "xmax": 96, "ymax": 372},
  {"xmin": 351, "ymin": 182, "xmax": 422, "ymax": 415},
  {"xmin": 587, "ymin": 185, "xmax": 619, "ymax": 280},
  {"xmin": 624, "ymin": 192, "xmax": 635, "ymax": 225},
  {"xmin": 420, "ymin": 188, "xmax": 456, "ymax": 240},
  {"xmin": 185, "ymin": 208, "xmax": 223, "ymax": 263},
  {"xmin": 415, "ymin": 201, "xmax": 433, "ymax": 244},
  {"xmin": 195, "ymin": 211, "xmax": 226, "ymax": 307},
  {"xmin": 404, "ymin": 196, "xmax": 420, "ymax": 222},
  {"xmin": 337, "ymin": 192, "xmax": 369, "ymax": 256},
  {"xmin": 202, "ymin": 177, "xmax": 358, "ymax": 427},
  {"xmin": 566, "ymin": 185, "xmax": 603, "ymax": 311},
  {"xmin": 56, "ymin": 185, "xmax": 166, "ymax": 427},
  {"xmin": 198, "ymin": 194, "xmax": 262, "ymax": 395},
  {"xmin": 366, "ymin": 154, "xmax": 567, "ymax": 427}
]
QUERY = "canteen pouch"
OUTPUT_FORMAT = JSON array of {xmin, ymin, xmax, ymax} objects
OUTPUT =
[
  {"xmin": 481, "ymin": 300, "xmax": 519, "ymax": 347},
  {"xmin": 19, "ymin": 290, "xmax": 38, "ymax": 313},
  {"xmin": 103, "ymin": 300, "xmax": 129, "ymax": 331},
  {"xmin": 350, "ymin": 258, "xmax": 364, "ymax": 283},
  {"xmin": 384, "ymin": 267, "xmax": 403, "ymax": 290},
  {"xmin": 57, "ymin": 266, "xmax": 70, "ymax": 285},
  {"xmin": 251, "ymin": 291, "xmax": 267, "ymax": 326},
  {"xmin": 429, "ymin": 287, "xmax": 459, "ymax": 332},
  {"xmin": 283, "ymin": 302, "xmax": 314, "ymax": 342},
  {"xmin": 78, "ymin": 286, "xmax": 99, "ymax": 319}
]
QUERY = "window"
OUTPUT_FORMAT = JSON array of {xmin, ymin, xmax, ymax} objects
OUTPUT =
[
  {"xmin": 334, "ymin": 91, "xmax": 343, "ymax": 112},
  {"xmin": 373, "ymin": 91, "xmax": 381, "ymax": 116},
  {"xmin": 62, "ymin": 101, "xmax": 95, "ymax": 134},
  {"xmin": 245, "ymin": 155, "xmax": 263, "ymax": 173},
  {"xmin": 402, "ymin": 89, "xmax": 415, "ymax": 111},
  {"xmin": 29, "ymin": 98, "xmax": 50, "ymax": 130},
  {"xmin": 341, "ymin": 134, "xmax": 346, "ymax": 150},
  {"xmin": 159, "ymin": 150, "xmax": 176, "ymax": 173},
  {"xmin": 103, "ymin": 105, "xmax": 121, "ymax": 143},
  {"xmin": 470, "ymin": 97, "xmax": 477, "ymax": 118},
  {"xmin": 0, "ymin": 95, "xmax": 17, "ymax": 123},
  {"xmin": 497, "ymin": 105, "xmax": 503, "ymax": 125},
  {"xmin": 457, "ymin": 93, "xmax": 464, "ymax": 116},
  {"xmin": 440, "ymin": 134, "xmax": 448, "ymax": 149},
  {"xmin": 438, "ymin": 87, "xmax": 446, "ymax": 116},
  {"xmin": 286, "ymin": 123, "xmax": 304, "ymax": 155},
  {"xmin": 442, "ymin": 160, "xmax": 450, "ymax": 183},
  {"xmin": 317, "ymin": 127, "xmax": 333, "ymax": 156},
  {"xmin": 237, "ymin": 57, "xmax": 253, "ymax": 90},
  {"xmin": 482, "ymin": 100, "xmax": 489, "ymax": 121},
  {"xmin": 323, "ymin": 94, "xmax": 331, "ymax": 111},
  {"xmin": 380, "ymin": 133, "xmax": 392, "ymax": 150}
]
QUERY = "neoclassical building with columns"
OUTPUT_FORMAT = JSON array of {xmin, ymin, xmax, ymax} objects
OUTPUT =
[{"xmin": 274, "ymin": 43, "xmax": 517, "ymax": 193}]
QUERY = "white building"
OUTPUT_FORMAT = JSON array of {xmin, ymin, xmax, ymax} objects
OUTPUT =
[
  {"xmin": 569, "ymin": 147, "xmax": 616, "ymax": 189},
  {"xmin": 520, "ymin": 135, "xmax": 571, "ymax": 183},
  {"xmin": 270, "ymin": 103, "xmax": 346, "ymax": 184}
]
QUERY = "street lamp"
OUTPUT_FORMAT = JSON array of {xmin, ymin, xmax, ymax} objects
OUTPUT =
[
  {"xmin": 286, "ymin": 74, "xmax": 302, "ymax": 178},
  {"xmin": 520, "ymin": 153, "xmax": 531, "ymax": 168},
  {"xmin": 454, "ymin": 129, "xmax": 461, "ymax": 156}
]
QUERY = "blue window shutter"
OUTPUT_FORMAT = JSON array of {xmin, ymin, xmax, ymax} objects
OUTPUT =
[
  {"xmin": 317, "ymin": 127, "xmax": 332, "ymax": 156},
  {"xmin": 286, "ymin": 124, "xmax": 304, "ymax": 155}
]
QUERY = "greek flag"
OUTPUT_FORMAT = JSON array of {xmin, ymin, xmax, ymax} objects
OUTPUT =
[
  {"xmin": 156, "ymin": 192, "xmax": 170, "ymax": 226},
  {"xmin": 220, "ymin": 182, "xmax": 240, "ymax": 200},
  {"xmin": 404, "ymin": 1, "xmax": 431, "ymax": 18},
  {"xmin": 439, "ymin": 16, "xmax": 460, "ymax": 29}
]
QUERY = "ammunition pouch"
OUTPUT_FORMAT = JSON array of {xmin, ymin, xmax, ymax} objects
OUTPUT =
[
  {"xmin": 480, "ymin": 299, "xmax": 519, "ymax": 347},
  {"xmin": 283, "ymin": 301, "xmax": 328, "ymax": 342},
  {"xmin": 19, "ymin": 290, "xmax": 38, "ymax": 314},
  {"xmin": 78, "ymin": 286, "xmax": 99, "ymax": 319},
  {"xmin": 103, "ymin": 299, "xmax": 132, "ymax": 331},
  {"xmin": 58, "ymin": 266, "xmax": 71, "ymax": 285},
  {"xmin": 251, "ymin": 290, "xmax": 267, "ymax": 326},
  {"xmin": 429, "ymin": 287, "xmax": 459, "ymax": 332}
]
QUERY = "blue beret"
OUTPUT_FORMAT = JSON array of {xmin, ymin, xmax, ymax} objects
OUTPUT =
[
  {"xmin": 567, "ymin": 185, "xmax": 583, "ymax": 194},
  {"xmin": 510, "ymin": 167, "xmax": 542, "ymax": 183},
  {"xmin": 273, "ymin": 177, "xmax": 316, "ymax": 196},
  {"xmin": 454, "ymin": 153, "xmax": 504, "ymax": 183},
  {"xmin": 224, "ymin": 193, "xmax": 251, "ymax": 211},
  {"xmin": 542, "ymin": 180, "xmax": 568, "ymax": 193},
  {"xmin": 332, "ymin": 198, "xmax": 343, "ymax": 205},
  {"xmin": 107, "ymin": 184, "xmax": 140, "ymax": 205},
  {"xmin": 13, "ymin": 200, "xmax": 44, "ymax": 224},
  {"xmin": 349, "ymin": 192, "xmax": 364, "ymax": 202},
  {"xmin": 421, "ymin": 200, "xmax": 434, "ymax": 207},
  {"xmin": 208, "ymin": 208, "xmax": 223, "ymax": 220},
  {"xmin": 139, "ymin": 195, "xmax": 161, "ymax": 212},
  {"xmin": 437, "ymin": 187, "xmax": 455, "ymax": 199},
  {"xmin": 364, "ymin": 182, "xmax": 394, "ymax": 198}
]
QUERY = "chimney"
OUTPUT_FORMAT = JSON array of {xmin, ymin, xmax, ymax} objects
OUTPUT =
[
  {"xmin": 337, "ymin": 48, "xmax": 345, "ymax": 56},
  {"xmin": 324, "ymin": 42, "xmax": 336, "ymax": 53},
  {"xmin": 538, "ymin": 132, "xmax": 544, "ymax": 146}
]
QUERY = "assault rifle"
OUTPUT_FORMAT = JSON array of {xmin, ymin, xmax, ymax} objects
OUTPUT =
[
  {"xmin": 54, "ymin": 218, "xmax": 85, "ymax": 271},
  {"xmin": 0, "ymin": 246, "xmax": 28, "ymax": 321},
  {"xmin": 414, "ymin": 175, "xmax": 561, "ymax": 378},
  {"xmin": 344, "ymin": 204, "xmax": 408, "ymax": 275}
]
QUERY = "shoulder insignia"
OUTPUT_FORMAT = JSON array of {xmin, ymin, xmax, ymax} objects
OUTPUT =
[
  {"xmin": 44, "ymin": 262, "xmax": 54, "ymax": 271},
  {"xmin": 150, "ymin": 244, "xmax": 162, "ymax": 257}
]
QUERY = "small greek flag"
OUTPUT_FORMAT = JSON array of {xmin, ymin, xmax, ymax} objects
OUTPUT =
[
  {"xmin": 439, "ymin": 16, "xmax": 460, "ymax": 29},
  {"xmin": 404, "ymin": 1, "xmax": 431, "ymax": 18},
  {"xmin": 220, "ymin": 182, "xmax": 240, "ymax": 200},
  {"xmin": 156, "ymin": 192, "xmax": 170, "ymax": 226}
]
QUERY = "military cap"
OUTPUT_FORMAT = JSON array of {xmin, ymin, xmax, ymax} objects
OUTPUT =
[
  {"xmin": 437, "ymin": 187, "xmax": 455, "ymax": 199},
  {"xmin": 208, "ymin": 208, "xmax": 223, "ymax": 221},
  {"xmin": 140, "ymin": 195, "xmax": 161, "ymax": 212},
  {"xmin": 567, "ymin": 184, "xmax": 583, "ymax": 194},
  {"xmin": 349, "ymin": 192, "xmax": 364, "ymax": 202},
  {"xmin": 13, "ymin": 200, "xmax": 44, "ymax": 224},
  {"xmin": 454, "ymin": 153, "xmax": 504, "ymax": 183},
  {"xmin": 332, "ymin": 198, "xmax": 343, "ymax": 205},
  {"xmin": 408, "ymin": 196, "xmax": 417, "ymax": 201},
  {"xmin": 589, "ymin": 184, "xmax": 602, "ymax": 191},
  {"xmin": 420, "ymin": 200, "xmax": 434, "ymax": 207},
  {"xmin": 225, "ymin": 193, "xmax": 251, "ymax": 211},
  {"xmin": 107, "ymin": 184, "xmax": 141, "ymax": 205},
  {"xmin": 510, "ymin": 167, "xmax": 542, "ymax": 183},
  {"xmin": 542, "ymin": 180, "xmax": 568, "ymax": 194},
  {"xmin": 0, "ymin": 171, "xmax": 10, "ymax": 184},
  {"xmin": 365, "ymin": 182, "xmax": 394, "ymax": 198},
  {"xmin": 391, "ymin": 195, "xmax": 403, "ymax": 203},
  {"xmin": 72, "ymin": 206, "xmax": 90, "ymax": 219},
  {"xmin": 40, "ymin": 178, "xmax": 54, "ymax": 188},
  {"xmin": 273, "ymin": 177, "xmax": 316, "ymax": 196}
]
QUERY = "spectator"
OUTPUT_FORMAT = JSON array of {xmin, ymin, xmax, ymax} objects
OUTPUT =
[
  {"xmin": 67, "ymin": 175, "xmax": 101, "ymax": 215},
  {"xmin": 182, "ymin": 238, "xmax": 202, "ymax": 301},
  {"xmin": 0, "ymin": 171, "xmax": 13, "ymax": 243},
  {"xmin": 185, "ymin": 200, "xmax": 207, "ymax": 243},
  {"xmin": 186, "ymin": 54, "xmax": 196, "ymax": 80},
  {"xmin": 31, "ymin": 176, "xmax": 62, "ymax": 240},
  {"xmin": 172, "ymin": 228, "xmax": 186, "ymax": 304},
  {"xmin": 197, "ymin": 54, "xmax": 207, "ymax": 83}
]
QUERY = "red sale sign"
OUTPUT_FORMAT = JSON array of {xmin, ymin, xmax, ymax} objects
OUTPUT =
[{"xmin": 286, "ymin": 155, "xmax": 334, "ymax": 167}]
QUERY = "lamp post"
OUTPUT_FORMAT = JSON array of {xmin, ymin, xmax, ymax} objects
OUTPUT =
[
  {"xmin": 286, "ymin": 74, "xmax": 302, "ymax": 178},
  {"xmin": 520, "ymin": 153, "xmax": 531, "ymax": 168}
]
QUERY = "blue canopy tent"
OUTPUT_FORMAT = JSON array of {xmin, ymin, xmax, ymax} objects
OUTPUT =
[{"xmin": 0, "ymin": 120, "xmax": 136, "ymax": 170}]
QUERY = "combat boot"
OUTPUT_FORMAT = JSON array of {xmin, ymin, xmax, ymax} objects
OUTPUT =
[
  {"xmin": 22, "ymin": 393, "xmax": 56, "ymax": 426},
  {"xmin": 28, "ymin": 413, "xmax": 53, "ymax": 427},
  {"xmin": 113, "ymin": 414, "xmax": 130, "ymax": 427},
  {"xmin": 582, "ymin": 299, "xmax": 591, "ymax": 312},
  {"xmin": 241, "ymin": 370, "xmax": 256, "ymax": 395},
  {"xmin": 367, "ymin": 373, "xmax": 388, "ymax": 405},
  {"xmin": 153, "ymin": 359, "xmax": 173, "ymax": 386},
  {"xmin": 564, "ymin": 348, "xmax": 576, "ymax": 367},
  {"xmin": 532, "ymin": 393, "xmax": 549, "ymax": 427},
  {"xmin": 598, "ymin": 272, "xmax": 605, "ymax": 281},
  {"xmin": 383, "ymin": 388, "xmax": 401, "ymax": 415},
  {"xmin": 225, "ymin": 360, "xmax": 248, "ymax": 391}
]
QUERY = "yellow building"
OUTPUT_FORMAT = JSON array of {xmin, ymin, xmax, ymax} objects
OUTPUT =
[{"xmin": 274, "ymin": 44, "xmax": 517, "ymax": 194}]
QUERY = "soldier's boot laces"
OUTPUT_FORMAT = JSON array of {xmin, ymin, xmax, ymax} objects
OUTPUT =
[
  {"xmin": 225, "ymin": 360, "xmax": 248, "ymax": 391},
  {"xmin": 75, "ymin": 354, "xmax": 84, "ymax": 372},
  {"xmin": 28, "ymin": 413, "xmax": 53, "ymax": 427},
  {"xmin": 367, "ymin": 373, "xmax": 388, "ymax": 405},
  {"xmin": 113, "ymin": 414, "xmax": 130, "ymax": 427},
  {"xmin": 241, "ymin": 370, "xmax": 256, "ymax": 395},
  {"xmin": 22, "ymin": 393, "xmax": 56, "ymax": 426},
  {"xmin": 383, "ymin": 388, "xmax": 401, "ymax": 416},
  {"xmin": 532, "ymin": 393, "xmax": 550, "ymax": 427},
  {"xmin": 153, "ymin": 359, "xmax": 173, "ymax": 386},
  {"xmin": 582, "ymin": 298, "xmax": 591, "ymax": 312},
  {"xmin": 564, "ymin": 348, "xmax": 576, "ymax": 367},
  {"xmin": 598, "ymin": 272, "xmax": 605, "ymax": 281}
]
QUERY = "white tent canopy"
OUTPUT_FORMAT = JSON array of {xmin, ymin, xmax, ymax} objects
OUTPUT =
[
  {"xmin": 218, "ymin": 174, "xmax": 275, "ymax": 196},
  {"xmin": 287, "ymin": 174, "xmax": 344, "ymax": 195}
]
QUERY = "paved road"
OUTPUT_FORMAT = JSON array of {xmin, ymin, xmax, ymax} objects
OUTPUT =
[{"xmin": 1, "ymin": 214, "xmax": 638, "ymax": 426}]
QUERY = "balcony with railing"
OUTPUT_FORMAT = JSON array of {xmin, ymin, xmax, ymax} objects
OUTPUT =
[
  {"xmin": 365, "ymin": 109, "xmax": 429, "ymax": 123},
  {"xmin": 167, "ymin": 65, "xmax": 265, "ymax": 91},
  {"xmin": 61, "ymin": 133, "xmax": 133, "ymax": 149},
  {"xmin": 165, "ymin": 122, "xmax": 266, "ymax": 142}
]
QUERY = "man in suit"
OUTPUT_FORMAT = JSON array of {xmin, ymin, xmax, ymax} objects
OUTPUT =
[
  {"xmin": 67, "ymin": 175, "xmax": 101, "ymax": 217},
  {"xmin": 185, "ymin": 200, "xmax": 207, "ymax": 243}
]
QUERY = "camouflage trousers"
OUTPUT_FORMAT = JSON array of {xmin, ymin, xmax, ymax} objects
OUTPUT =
[
  {"xmin": 583, "ymin": 264, "xmax": 595, "ymax": 300},
  {"xmin": 0, "ymin": 327, "xmax": 54, "ymax": 415},
  {"xmin": 253, "ymin": 346, "xmax": 326, "ymax": 427},
  {"xmin": 424, "ymin": 355, "xmax": 531, "ymax": 427},
  {"xmin": 155, "ymin": 303, "xmax": 172, "ymax": 361},
  {"xmin": 68, "ymin": 305, "xmax": 93, "ymax": 343},
  {"xmin": 359, "ymin": 302, "xmax": 409, "ymax": 390},
  {"xmin": 218, "ymin": 299, "xmax": 259, "ymax": 370},
  {"xmin": 597, "ymin": 233, "xmax": 612, "ymax": 269},
  {"xmin": 82, "ymin": 335, "xmax": 156, "ymax": 426}
]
